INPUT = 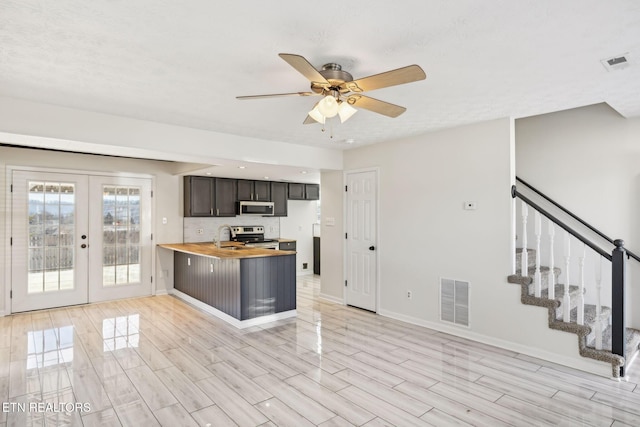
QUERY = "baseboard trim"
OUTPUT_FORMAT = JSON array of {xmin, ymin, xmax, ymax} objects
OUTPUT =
[
  {"xmin": 318, "ymin": 293, "xmax": 344, "ymax": 305},
  {"xmin": 154, "ymin": 290, "xmax": 169, "ymax": 296},
  {"xmin": 296, "ymin": 271, "xmax": 314, "ymax": 277},
  {"xmin": 378, "ymin": 308, "xmax": 612, "ymax": 378},
  {"xmin": 170, "ymin": 289, "xmax": 296, "ymax": 329}
]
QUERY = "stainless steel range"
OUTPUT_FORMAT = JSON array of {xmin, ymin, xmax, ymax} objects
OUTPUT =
[{"xmin": 231, "ymin": 226, "xmax": 279, "ymax": 249}]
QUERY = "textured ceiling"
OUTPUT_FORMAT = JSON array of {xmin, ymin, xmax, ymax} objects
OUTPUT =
[{"xmin": 1, "ymin": 0, "xmax": 640, "ymax": 153}]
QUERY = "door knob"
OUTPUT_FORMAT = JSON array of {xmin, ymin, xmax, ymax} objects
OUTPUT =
[
  {"xmin": 81, "ymin": 235, "xmax": 87, "ymax": 239},
  {"xmin": 81, "ymin": 244, "xmax": 87, "ymax": 249},
  {"xmin": 369, "ymin": 246, "xmax": 375, "ymax": 251}
]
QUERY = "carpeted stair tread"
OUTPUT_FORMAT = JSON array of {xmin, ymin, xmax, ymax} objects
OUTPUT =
[
  {"xmin": 557, "ymin": 304, "xmax": 610, "ymax": 324},
  {"xmin": 591, "ymin": 327, "xmax": 640, "ymax": 354}
]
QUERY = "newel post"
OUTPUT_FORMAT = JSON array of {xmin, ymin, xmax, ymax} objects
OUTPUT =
[{"xmin": 612, "ymin": 239, "xmax": 626, "ymax": 377}]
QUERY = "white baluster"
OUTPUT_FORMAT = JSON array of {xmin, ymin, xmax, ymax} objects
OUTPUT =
[
  {"xmin": 594, "ymin": 256, "xmax": 603, "ymax": 350},
  {"xmin": 521, "ymin": 201, "xmax": 528, "ymax": 277},
  {"xmin": 548, "ymin": 221, "xmax": 555, "ymax": 300},
  {"xmin": 577, "ymin": 243, "xmax": 586, "ymax": 325},
  {"xmin": 563, "ymin": 231, "xmax": 571, "ymax": 322},
  {"xmin": 534, "ymin": 211, "xmax": 542, "ymax": 297}
]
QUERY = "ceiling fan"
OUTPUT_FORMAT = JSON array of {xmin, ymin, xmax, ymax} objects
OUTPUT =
[{"xmin": 237, "ymin": 53, "xmax": 426, "ymax": 125}]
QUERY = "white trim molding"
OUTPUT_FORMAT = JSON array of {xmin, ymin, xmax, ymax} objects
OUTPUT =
[{"xmin": 171, "ymin": 289, "xmax": 296, "ymax": 329}]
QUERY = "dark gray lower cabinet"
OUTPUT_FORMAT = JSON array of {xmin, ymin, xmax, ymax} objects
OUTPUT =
[{"xmin": 174, "ymin": 252, "xmax": 296, "ymax": 321}]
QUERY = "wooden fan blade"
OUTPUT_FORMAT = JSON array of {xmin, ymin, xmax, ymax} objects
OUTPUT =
[
  {"xmin": 236, "ymin": 92, "xmax": 317, "ymax": 100},
  {"xmin": 279, "ymin": 53, "xmax": 330, "ymax": 86},
  {"xmin": 345, "ymin": 94, "xmax": 406, "ymax": 118},
  {"xmin": 340, "ymin": 65, "xmax": 426, "ymax": 93}
]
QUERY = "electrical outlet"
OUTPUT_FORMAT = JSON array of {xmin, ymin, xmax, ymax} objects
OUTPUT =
[
  {"xmin": 197, "ymin": 228, "xmax": 204, "ymax": 235},
  {"xmin": 303, "ymin": 263, "xmax": 308, "ymax": 269},
  {"xmin": 407, "ymin": 291, "xmax": 412, "ymax": 299}
]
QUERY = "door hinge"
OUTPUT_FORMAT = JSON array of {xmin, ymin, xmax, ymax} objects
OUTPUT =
[
  {"xmin": 345, "ymin": 233, "xmax": 347, "ymax": 239},
  {"xmin": 10, "ymin": 290, "xmax": 12, "ymax": 299},
  {"xmin": 10, "ymin": 184, "xmax": 13, "ymax": 193},
  {"xmin": 151, "ymin": 190, "xmax": 154, "ymax": 197},
  {"xmin": 345, "ymin": 280, "xmax": 348, "ymax": 287},
  {"xmin": 345, "ymin": 185, "xmax": 347, "ymax": 192},
  {"xmin": 151, "ymin": 233, "xmax": 153, "ymax": 241},
  {"xmin": 151, "ymin": 276, "xmax": 153, "ymax": 283},
  {"xmin": 10, "ymin": 237, "xmax": 12, "ymax": 246}
]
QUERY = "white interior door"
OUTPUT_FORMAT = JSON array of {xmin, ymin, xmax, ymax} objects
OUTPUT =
[
  {"xmin": 346, "ymin": 170, "xmax": 378, "ymax": 311},
  {"xmin": 88, "ymin": 176, "xmax": 152, "ymax": 302},
  {"xmin": 11, "ymin": 171, "xmax": 90, "ymax": 312}
]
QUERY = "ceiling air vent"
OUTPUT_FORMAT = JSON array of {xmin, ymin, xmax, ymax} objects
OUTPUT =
[{"xmin": 601, "ymin": 54, "xmax": 630, "ymax": 71}]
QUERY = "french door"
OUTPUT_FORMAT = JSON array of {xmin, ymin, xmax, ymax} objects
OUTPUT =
[
  {"xmin": 11, "ymin": 171, "xmax": 152, "ymax": 313},
  {"xmin": 345, "ymin": 169, "xmax": 378, "ymax": 311}
]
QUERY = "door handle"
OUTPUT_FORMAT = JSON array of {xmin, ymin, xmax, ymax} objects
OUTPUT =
[
  {"xmin": 81, "ymin": 235, "xmax": 87, "ymax": 239},
  {"xmin": 81, "ymin": 244, "xmax": 87, "ymax": 249},
  {"xmin": 369, "ymin": 246, "xmax": 375, "ymax": 251}
]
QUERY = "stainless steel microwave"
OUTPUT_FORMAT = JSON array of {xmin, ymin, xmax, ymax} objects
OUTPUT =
[{"xmin": 238, "ymin": 201, "xmax": 275, "ymax": 216}]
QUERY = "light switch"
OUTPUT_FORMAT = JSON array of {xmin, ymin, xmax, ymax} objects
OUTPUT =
[
  {"xmin": 325, "ymin": 217, "xmax": 336, "ymax": 226},
  {"xmin": 162, "ymin": 217, "xmax": 168, "ymax": 224},
  {"xmin": 464, "ymin": 201, "xmax": 477, "ymax": 210}
]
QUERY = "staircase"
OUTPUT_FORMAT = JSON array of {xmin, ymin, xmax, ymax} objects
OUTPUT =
[{"xmin": 508, "ymin": 248, "xmax": 640, "ymax": 378}]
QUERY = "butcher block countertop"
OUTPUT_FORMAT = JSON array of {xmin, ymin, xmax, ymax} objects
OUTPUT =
[{"xmin": 158, "ymin": 242, "xmax": 295, "ymax": 259}]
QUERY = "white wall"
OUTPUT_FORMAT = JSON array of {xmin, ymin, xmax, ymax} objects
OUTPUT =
[
  {"xmin": 319, "ymin": 171, "xmax": 345, "ymax": 302},
  {"xmin": 0, "ymin": 146, "xmax": 183, "ymax": 314},
  {"xmin": 516, "ymin": 103, "xmax": 640, "ymax": 329},
  {"xmin": 322, "ymin": 118, "xmax": 611, "ymax": 376},
  {"xmin": 280, "ymin": 200, "xmax": 318, "ymax": 274}
]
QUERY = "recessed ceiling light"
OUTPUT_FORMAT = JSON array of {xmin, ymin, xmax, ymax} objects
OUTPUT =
[
  {"xmin": 238, "ymin": 166, "xmax": 246, "ymax": 169},
  {"xmin": 205, "ymin": 172, "xmax": 212, "ymax": 175},
  {"xmin": 301, "ymin": 171, "xmax": 308, "ymax": 174},
  {"xmin": 264, "ymin": 176, "xmax": 269, "ymax": 180},
  {"xmin": 345, "ymin": 138, "xmax": 356, "ymax": 144}
]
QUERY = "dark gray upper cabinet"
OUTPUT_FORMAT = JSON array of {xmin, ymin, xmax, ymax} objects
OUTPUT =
[
  {"xmin": 237, "ymin": 179, "xmax": 271, "ymax": 201},
  {"xmin": 288, "ymin": 182, "xmax": 319, "ymax": 200},
  {"xmin": 304, "ymin": 184, "xmax": 320, "ymax": 200},
  {"xmin": 215, "ymin": 178, "xmax": 238, "ymax": 216},
  {"xmin": 271, "ymin": 181, "xmax": 288, "ymax": 216},
  {"xmin": 184, "ymin": 176, "xmax": 237, "ymax": 217},
  {"xmin": 184, "ymin": 176, "xmax": 214, "ymax": 216},
  {"xmin": 288, "ymin": 182, "xmax": 305, "ymax": 200}
]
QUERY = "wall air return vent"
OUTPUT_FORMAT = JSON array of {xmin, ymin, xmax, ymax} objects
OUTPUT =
[
  {"xmin": 601, "ymin": 54, "xmax": 630, "ymax": 71},
  {"xmin": 440, "ymin": 278, "xmax": 470, "ymax": 327}
]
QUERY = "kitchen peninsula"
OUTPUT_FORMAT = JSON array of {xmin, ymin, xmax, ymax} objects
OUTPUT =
[{"xmin": 158, "ymin": 242, "xmax": 296, "ymax": 328}]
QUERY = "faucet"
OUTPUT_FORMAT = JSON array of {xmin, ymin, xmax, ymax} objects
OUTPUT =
[{"xmin": 216, "ymin": 224, "xmax": 233, "ymax": 249}]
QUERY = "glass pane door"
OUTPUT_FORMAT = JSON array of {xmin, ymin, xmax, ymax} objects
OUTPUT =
[
  {"xmin": 12, "ymin": 171, "xmax": 89, "ymax": 312},
  {"xmin": 102, "ymin": 186, "xmax": 141, "ymax": 286},
  {"xmin": 89, "ymin": 176, "xmax": 152, "ymax": 302}
]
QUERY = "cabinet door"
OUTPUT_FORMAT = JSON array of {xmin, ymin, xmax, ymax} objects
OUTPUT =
[
  {"xmin": 288, "ymin": 183, "xmax": 305, "ymax": 200},
  {"xmin": 237, "ymin": 180, "xmax": 254, "ymax": 201},
  {"xmin": 305, "ymin": 184, "xmax": 320, "ymax": 200},
  {"xmin": 184, "ymin": 176, "xmax": 214, "ymax": 216},
  {"xmin": 214, "ymin": 178, "xmax": 238, "ymax": 216},
  {"xmin": 271, "ymin": 182, "xmax": 288, "ymax": 216},
  {"xmin": 254, "ymin": 180, "xmax": 271, "ymax": 201}
]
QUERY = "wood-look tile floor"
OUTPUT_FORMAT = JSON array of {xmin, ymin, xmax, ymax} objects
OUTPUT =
[{"xmin": 1, "ymin": 275, "xmax": 639, "ymax": 426}]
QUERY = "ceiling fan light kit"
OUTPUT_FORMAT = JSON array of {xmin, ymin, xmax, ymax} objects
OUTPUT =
[{"xmin": 237, "ymin": 53, "xmax": 426, "ymax": 133}]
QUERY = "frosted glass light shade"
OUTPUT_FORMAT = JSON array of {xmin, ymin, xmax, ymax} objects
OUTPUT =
[
  {"xmin": 317, "ymin": 95, "xmax": 339, "ymax": 117},
  {"xmin": 308, "ymin": 106, "xmax": 325, "ymax": 124},
  {"xmin": 338, "ymin": 102, "xmax": 357, "ymax": 123}
]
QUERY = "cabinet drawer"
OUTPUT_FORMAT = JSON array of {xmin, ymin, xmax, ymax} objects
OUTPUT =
[{"xmin": 279, "ymin": 241, "xmax": 296, "ymax": 251}]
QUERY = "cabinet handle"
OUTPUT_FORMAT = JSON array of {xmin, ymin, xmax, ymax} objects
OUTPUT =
[
  {"xmin": 210, "ymin": 263, "xmax": 213, "ymax": 273},
  {"xmin": 210, "ymin": 208, "xmax": 213, "ymax": 215},
  {"xmin": 216, "ymin": 208, "xmax": 219, "ymax": 216},
  {"xmin": 187, "ymin": 257, "xmax": 191, "ymax": 266}
]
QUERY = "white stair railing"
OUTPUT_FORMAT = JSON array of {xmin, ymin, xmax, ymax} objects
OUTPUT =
[
  {"xmin": 521, "ymin": 201, "xmax": 528, "ymax": 276},
  {"xmin": 548, "ymin": 220, "xmax": 555, "ymax": 300},
  {"xmin": 534, "ymin": 212, "xmax": 542, "ymax": 298},
  {"xmin": 595, "ymin": 256, "xmax": 603, "ymax": 350},
  {"xmin": 563, "ymin": 231, "xmax": 571, "ymax": 322},
  {"xmin": 577, "ymin": 243, "xmax": 586, "ymax": 325}
]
